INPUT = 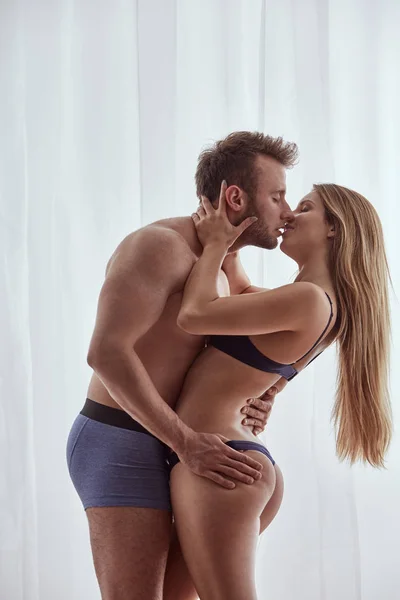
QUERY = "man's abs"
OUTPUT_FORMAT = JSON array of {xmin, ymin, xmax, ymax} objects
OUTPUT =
[{"xmin": 87, "ymin": 291, "xmax": 205, "ymax": 410}]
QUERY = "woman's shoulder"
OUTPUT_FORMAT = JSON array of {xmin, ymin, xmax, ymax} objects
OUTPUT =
[{"xmin": 263, "ymin": 281, "xmax": 327, "ymax": 305}]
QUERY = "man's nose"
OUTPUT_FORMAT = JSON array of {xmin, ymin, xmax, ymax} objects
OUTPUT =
[{"xmin": 281, "ymin": 203, "xmax": 295, "ymax": 223}]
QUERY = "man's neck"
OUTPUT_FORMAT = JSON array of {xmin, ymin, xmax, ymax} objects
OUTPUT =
[{"xmin": 157, "ymin": 215, "xmax": 203, "ymax": 257}]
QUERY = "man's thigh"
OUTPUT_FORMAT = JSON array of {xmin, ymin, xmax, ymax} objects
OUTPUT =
[{"xmin": 87, "ymin": 506, "xmax": 172, "ymax": 600}]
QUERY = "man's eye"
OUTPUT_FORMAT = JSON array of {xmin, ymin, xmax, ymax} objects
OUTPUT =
[{"xmin": 273, "ymin": 197, "xmax": 280, "ymax": 203}]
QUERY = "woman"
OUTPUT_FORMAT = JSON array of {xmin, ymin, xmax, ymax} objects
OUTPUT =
[{"xmin": 169, "ymin": 181, "xmax": 392, "ymax": 600}]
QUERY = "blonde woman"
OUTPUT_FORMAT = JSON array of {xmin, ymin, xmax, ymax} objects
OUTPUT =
[{"xmin": 169, "ymin": 181, "xmax": 392, "ymax": 600}]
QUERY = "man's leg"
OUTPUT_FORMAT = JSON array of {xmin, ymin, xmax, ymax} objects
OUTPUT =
[
  {"xmin": 67, "ymin": 407, "xmax": 174, "ymax": 600},
  {"xmin": 87, "ymin": 507, "xmax": 172, "ymax": 600}
]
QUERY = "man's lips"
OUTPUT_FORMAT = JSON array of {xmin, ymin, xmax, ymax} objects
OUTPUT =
[
  {"xmin": 276, "ymin": 226, "xmax": 294, "ymax": 237},
  {"xmin": 282, "ymin": 225, "xmax": 295, "ymax": 235}
]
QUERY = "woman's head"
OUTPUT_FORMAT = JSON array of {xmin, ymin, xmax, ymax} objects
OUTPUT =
[
  {"xmin": 280, "ymin": 189, "xmax": 335, "ymax": 263},
  {"xmin": 285, "ymin": 183, "xmax": 393, "ymax": 468}
]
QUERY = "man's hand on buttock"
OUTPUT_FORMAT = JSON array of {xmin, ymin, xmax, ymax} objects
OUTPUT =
[{"xmin": 178, "ymin": 431, "xmax": 264, "ymax": 488}]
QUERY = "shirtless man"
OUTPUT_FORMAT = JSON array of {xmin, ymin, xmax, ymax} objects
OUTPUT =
[{"xmin": 66, "ymin": 131, "xmax": 299, "ymax": 600}]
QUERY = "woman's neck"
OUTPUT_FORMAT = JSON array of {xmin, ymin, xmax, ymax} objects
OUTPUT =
[{"xmin": 294, "ymin": 254, "xmax": 333, "ymax": 291}]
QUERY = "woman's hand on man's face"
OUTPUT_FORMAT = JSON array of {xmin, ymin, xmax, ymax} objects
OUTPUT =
[{"xmin": 192, "ymin": 181, "xmax": 257, "ymax": 249}]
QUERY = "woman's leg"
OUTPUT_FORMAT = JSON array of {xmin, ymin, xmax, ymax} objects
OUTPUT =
[
  {"xmin": 163, "ymin": 522, "xmax": 199, "ymax": 600},
  {"xmin": 259, "ymin": 464, "xmax": 284, "ymax": 533},
  {"xmin": 170, "ymin": 450, "xmax": 276, "ymax": 600},
  {"xmin": 164, "ymin": 464, "xmax": 284, "ymax": 599}
]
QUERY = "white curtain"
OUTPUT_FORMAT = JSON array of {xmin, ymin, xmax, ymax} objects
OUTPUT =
[{"xmin": 1, "ymin": 1, "xmax": 399, "ymax": 598}]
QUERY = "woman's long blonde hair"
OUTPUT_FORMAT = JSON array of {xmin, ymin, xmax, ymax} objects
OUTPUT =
[{"xmin": 314, "ymin": 183, "xmax": 392, "ymax": 468}]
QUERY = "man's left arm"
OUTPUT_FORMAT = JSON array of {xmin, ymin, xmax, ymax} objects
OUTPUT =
[{"xmin": 241, "ymin": 377, "xmax": 289, "ymax": 435}]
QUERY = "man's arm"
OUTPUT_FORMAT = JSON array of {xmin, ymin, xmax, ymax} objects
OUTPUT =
[
  {"xmin": 244, "ymin": 346, "xmax": 325, "ymax": 435},
  {"xmin": 87, "ymin": 227, "xmax": 194, "ymax": 451},
  {"xmin": 87, "ymin": 226, "xmax": 263, "ymax": 488},
  {"xmin": 242, "ymin": 377, "xmax": 289, "ymax": 434}
]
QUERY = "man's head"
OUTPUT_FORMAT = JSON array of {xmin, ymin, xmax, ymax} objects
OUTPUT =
[{"xmin": 195, "ymin": 131, "xmax": 299, "ymax": 249}]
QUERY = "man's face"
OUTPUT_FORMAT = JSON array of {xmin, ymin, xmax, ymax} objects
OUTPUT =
[{"xmin": 240, "ymin": 155, "xmax": 293, "ymax": 249}]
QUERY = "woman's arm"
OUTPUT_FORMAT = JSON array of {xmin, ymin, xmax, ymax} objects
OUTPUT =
[
  {"xmin": 222, "ymin": 252, "xmax": 267, "ymax": 295},
  {"xmin": 177, "ymin": 240, "xmax": 321, "ymax": 336},
  {"xmin": 179, "ymin": 183, "xmax": 325, "ymax": 336}
]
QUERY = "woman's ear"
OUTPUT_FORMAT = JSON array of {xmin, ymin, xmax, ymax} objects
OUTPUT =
[
  {"xmin": 225, "ymin": 185, "xmax": 246, "ymax": 212},
  {"xmin": 327, "ymin": 224, "xmax": 336, "ymax": 239}
]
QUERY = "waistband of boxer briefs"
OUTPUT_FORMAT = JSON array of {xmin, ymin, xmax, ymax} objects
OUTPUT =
[{"xmin": 81, "ymin": 398, "xmax": 162, "ymax": 441}]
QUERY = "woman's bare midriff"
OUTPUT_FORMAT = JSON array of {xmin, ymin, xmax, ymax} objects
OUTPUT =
[
  {"xmin": 175, "ymin": 346, "xmax": 282, "ymax": 443},
  {"xmin": 174, "ymin": 296, "xmax": 337, "ymax": 442}
]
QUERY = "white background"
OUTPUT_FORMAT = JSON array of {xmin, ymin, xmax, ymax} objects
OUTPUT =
[{"xmin": 0, "ymin": 1, "xmax": 399, "ymax": 598}]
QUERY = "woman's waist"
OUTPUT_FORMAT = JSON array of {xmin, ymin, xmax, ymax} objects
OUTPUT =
[
  {"xmin": 80, "ymin": 398, "xmax": 263, "ymax": 450},
  {"xmin": 176, "ymin": 400, "xmax": 263, "ymax": 443}
]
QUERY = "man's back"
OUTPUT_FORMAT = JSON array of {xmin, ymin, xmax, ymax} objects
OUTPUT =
[{"xmin": 86, "ymin": 217, "xmax": 217, "ymax": 410}]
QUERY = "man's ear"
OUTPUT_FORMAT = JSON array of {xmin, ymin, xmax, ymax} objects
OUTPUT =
[{"xmin": 225, "ymin": 185, "xmax": 247, "ymax": 213}]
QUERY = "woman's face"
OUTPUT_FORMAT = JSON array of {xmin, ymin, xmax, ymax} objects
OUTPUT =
[{"xmin": 280, "ymin": 190, "xmax": 334, "ymax": 261}]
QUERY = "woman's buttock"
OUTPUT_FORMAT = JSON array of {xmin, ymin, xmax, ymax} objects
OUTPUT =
[{"xmin": 170, "ymin": 446, "xmax": 278, "ymax": 519}]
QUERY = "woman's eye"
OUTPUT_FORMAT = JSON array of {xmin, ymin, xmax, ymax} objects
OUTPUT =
[{"xmin": 300, "ymin": 206, "xmax": 309, "ymax": 212}]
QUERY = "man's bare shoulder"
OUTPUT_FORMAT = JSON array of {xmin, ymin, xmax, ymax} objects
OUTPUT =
[{"xmin": 106, "ymin": 223, "xmax": 195, "ymax": 281}]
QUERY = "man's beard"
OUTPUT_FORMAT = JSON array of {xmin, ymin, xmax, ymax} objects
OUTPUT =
[{"xmin": 234, "ymin": 208, "xmax": 278, "ymax": 250}]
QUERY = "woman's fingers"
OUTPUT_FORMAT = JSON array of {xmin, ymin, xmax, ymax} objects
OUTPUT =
[
  {"xmin": 237, "ymin": 215, "xmax": 258, "ymax": 235},
  {"xmin": 191, "ymin": 206, "xmax": 206, "ymax": 225},
  {"xmin": 217, "ymin": 180, "xmax": 228, "ymax": 213},
  {"xmin": 200, "ymin": 195, "xmax": 213, "ymax": 214},
  {"xmin": 194, "ymin": 182, "xmax": 256, "ymax": 247}
]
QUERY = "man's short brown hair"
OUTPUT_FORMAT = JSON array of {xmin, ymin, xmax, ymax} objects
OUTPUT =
[{"xmin": 195, "ymin": 131, "xmax": 299, "ymax": 203}]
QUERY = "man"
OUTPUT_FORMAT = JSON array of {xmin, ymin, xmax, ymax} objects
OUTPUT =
[{"xmin": 67, "ymin": 131, "xmax": 298, "ymax": 599}]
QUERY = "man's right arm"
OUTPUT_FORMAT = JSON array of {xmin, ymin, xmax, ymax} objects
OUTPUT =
[
  {"xmin": 87, "ymin": 227, "xmax": 194, "ymax": 452},
  {"xmin": 87, "ymin": 227, "xmax": 263, "ymax": 488}
]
